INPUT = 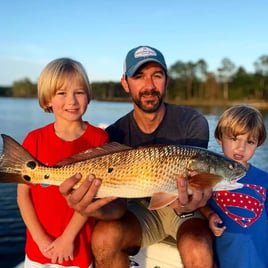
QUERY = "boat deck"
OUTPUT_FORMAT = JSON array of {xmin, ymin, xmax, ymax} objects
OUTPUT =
[{"xmin": 130, "ymin": 237, "xmax": 183, "ymax": 268}]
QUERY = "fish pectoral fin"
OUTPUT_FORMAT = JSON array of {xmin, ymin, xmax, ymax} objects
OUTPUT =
[
  {"xmin": 148, "ymin": 192, "xmax": 178, "ymax": 210},
  {"xmin": 188, "ymin": 173, "xmax": 222, "ymax": 189}
]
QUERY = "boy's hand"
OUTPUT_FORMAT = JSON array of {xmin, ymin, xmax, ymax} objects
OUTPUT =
[
  {"xmin": 208, "ymin": 212, "xmax": 226, "ymax": 236},
  {"xmin": 45, "ymin": 235, "xmax": 74, "ymax": 264}
]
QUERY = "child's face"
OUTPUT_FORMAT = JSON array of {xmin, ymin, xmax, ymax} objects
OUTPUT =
[
  {"xmin": 48, "ymin": 76, "xmax": 89, "ymax": 123},
  {"xmin": 217, "ymin": 133, "xmax": 258, "ymax": 168}
]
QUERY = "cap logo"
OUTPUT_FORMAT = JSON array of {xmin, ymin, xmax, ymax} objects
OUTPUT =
[
  {"xmin": 124, "ymin": 45, "xmax": 166, "ymax": 77},
  {"xmin": 134, "ymin": 47, "xmax": 157, "ymax": 58}
]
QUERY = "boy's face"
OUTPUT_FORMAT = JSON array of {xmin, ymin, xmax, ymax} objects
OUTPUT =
[
  {"xmin": 48, "ymin": 76, "xmax": 89, "ymax": 123},
  {"xmin": 121, "ymin": 62, "xmax": 168, "ymax": 113},
  {"xmin": 217, "ymin": 133, "xmax": 258, "ymax": 168}
]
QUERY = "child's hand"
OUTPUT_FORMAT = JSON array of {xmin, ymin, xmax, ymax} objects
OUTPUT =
[
  {"xmin": 45, "ymin": 235, "xmax": 74, "ymax": 264},
  {"xmin": 36, "ymin": 234, "xmax": 54, "ymax": 259},
  {"xmin": 208, "ymin": 212, "xmax": 226, "ymax": 236}
]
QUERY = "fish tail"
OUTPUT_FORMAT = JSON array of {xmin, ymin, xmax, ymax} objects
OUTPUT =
[{"xmin": 0, "ymin": 134, "xmax": 37, "ymax": 184}]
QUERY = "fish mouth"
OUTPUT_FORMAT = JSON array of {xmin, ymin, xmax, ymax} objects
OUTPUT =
[{"xmin": 231, "ymin": 174, "xmax": 245, "ymax": 183}]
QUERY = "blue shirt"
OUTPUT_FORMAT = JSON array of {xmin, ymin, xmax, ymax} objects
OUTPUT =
[{"xmin": 208, "ymin": 165, "xmax": 268, "ymax": 267}]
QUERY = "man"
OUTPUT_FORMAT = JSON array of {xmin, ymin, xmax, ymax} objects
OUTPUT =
[{"xmin": 60, "ymin": 46, "xmax": 213, "ymax": 268}]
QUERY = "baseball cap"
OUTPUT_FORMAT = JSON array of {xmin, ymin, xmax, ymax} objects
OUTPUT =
[{"xmin": 123, "ymin": 46, "xmax": 167, "ymax": 77}]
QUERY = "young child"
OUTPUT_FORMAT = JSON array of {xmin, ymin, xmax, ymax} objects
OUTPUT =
[
  {"xmin": 17, "ymin": 58, "xmax": 109, "ymax": 268},
  {"xmin": 200, "ymin": 105, "xmax": 268, "ymax": 267}
]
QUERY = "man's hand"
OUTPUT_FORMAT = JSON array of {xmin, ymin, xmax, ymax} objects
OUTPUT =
[
  {"xmin": 60, "ymin": 174, "xmax": 127, "ymax": 219},
  {"xmin": 170, "ymin": 176, "xmax": 212, "ymax": 214},
  {"xmin": 59, "ymin": 174, "xmax": 117, "ymax": 217}
]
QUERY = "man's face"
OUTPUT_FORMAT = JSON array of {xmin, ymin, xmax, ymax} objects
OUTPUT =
[{"xmin": 122, "ymin": 62, "xmax": 168, "ymax": 113}]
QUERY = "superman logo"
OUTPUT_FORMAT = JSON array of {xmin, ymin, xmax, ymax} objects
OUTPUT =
[{"xmin": 213, "ymin": 184, "xmax": 266, "ymax": 228}]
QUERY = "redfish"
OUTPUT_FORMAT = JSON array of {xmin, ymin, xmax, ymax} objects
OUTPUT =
[{"xmin": 0, "ymin": 134, "xmax": 246, "ymax": 209}]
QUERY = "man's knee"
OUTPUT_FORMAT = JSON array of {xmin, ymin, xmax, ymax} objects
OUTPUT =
[
  {"xmin": 176, "ymin": 218, "xmax": 214, "ymax": 268},
  {"xmin": 177, "ymin": 218, "xmax": 212, "ymax": 245},
  {"xmin": 92, "ymin": 220, "xmax": 123, "ymax": 250},
  {"xmin": 92, "ymin": 212, "xmax": 142, "ymax": 254}
]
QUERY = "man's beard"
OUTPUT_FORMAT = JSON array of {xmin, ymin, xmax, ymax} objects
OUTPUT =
[{"xmin": 132, "ymin": 89, "xmax": 164, "ymax": 113}]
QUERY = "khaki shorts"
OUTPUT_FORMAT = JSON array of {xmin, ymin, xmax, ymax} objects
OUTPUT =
[{"xmin": 128, "ymin": 198, "xmax": 204, "ymax": 247}]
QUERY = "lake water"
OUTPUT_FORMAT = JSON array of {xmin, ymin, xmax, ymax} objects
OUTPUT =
[{"xmin": 1, "ymin": 98, "xmax": 268, "ymax": 267}]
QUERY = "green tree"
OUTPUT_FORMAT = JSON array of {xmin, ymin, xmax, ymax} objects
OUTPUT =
[
  {"xmin": 204, "ymin": 72, "xmax": 218, "ymax": 100},
  {"xmin": 217, "ymin": 58, "xmax": 236, "ymax": 100},
  {"xmin": 92, "ymin": 81, "xmax": 129, "ymax": 100},
  {"xmin": 195, "ymin": 59, "xmax": 208, "ymax": 98},
  {"xmin": 232, "ymin": 67, "xmax": 255, "ymax": 99},
  {"xmin": 254, "ymin": 55, "xmax": 268, "ymax": 99},
  {"xmin": 0, "ymin": 86, "xmax": 12, "ymax": 96},
  {"xmin": 11, "ymin": 78, "xmax": 37, "ymax": 97},
  {"xmin": 169, "ymin": 59, "xmax": 208, "ymax": 100}
]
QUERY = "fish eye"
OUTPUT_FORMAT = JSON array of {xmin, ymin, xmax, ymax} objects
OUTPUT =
[
  {"xmin": 44, "ymin": 174, "xmax": 50, "ymax": 179},
  {"xmin": 229, "ymin": 163, "xmax": 234, "ymax": 170}
]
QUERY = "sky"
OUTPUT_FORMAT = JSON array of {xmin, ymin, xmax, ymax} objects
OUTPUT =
[{"xmin": 0, "ymin": 0, "xmax": 267, "ymax": 86}]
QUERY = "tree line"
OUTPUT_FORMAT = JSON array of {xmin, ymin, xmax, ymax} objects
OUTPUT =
[{"xmin": 1, "ymin": 55, "xmax": 268, "ymax": 104}]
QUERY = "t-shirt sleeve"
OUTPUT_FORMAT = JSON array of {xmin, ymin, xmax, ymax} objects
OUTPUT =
[{"xmin": 186, "ymin": 112, "xmax": 209, "ymax": 148}]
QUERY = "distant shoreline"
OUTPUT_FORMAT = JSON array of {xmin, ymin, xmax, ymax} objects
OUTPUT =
[
  {"xmin": 1, "ymin": 96, "xmax": 268, "ymax": 110},
  {"xmin": 97, "ymin": 97, "xmax": 268, "ymax": 110},
  {"xmin": 170, "ymin": 100, "xmax": 268, "ymax": 110}
]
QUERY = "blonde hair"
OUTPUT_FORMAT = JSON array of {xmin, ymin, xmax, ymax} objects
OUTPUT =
[
  {"xmin": 38, "ymin": 58, "xmax": 92, "ymax": 112},
  {"xmin": 215, "ymin": 105, "xmax": 266, "ymax": 146}
]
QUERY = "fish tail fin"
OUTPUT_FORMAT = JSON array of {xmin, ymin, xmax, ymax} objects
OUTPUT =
[
  {"xmin": 188, "ymin": 173, "xmax": 222, "ymax": 189},
  {"xmin": 0, "ymin": 134, "xmax": 37, "ymax": 184}
]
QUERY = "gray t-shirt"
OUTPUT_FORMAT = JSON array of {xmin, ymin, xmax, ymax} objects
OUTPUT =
[{"xmin": 106, "ymin": 103, "xmax": 209, "ymax": 148}]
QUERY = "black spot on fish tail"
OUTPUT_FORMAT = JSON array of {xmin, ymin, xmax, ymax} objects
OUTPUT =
[
  {"xmin": 27, "ymin": 161, "xmax": 37, "ymax": 169},
  {"xmin": 108, "ymin": 167, "xmax": 113, "ymax": 173},
  {"xmin": 23, "ymin": 175, "xmax": 31, "ymax": 182}
]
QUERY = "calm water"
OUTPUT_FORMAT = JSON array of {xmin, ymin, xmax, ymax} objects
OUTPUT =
[{"xmin": 0, "ymin": 98, "xmax": 268, "ymax": 267}]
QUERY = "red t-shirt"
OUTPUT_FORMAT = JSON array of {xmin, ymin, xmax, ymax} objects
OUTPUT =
[{"xmin": 22, "ymin": 122, "xmax": 108, "ymax": 267}]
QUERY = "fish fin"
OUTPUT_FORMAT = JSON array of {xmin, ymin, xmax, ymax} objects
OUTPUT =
[
  {"xmin": 148, "ymin": 192, "xmax": 178, "ymax": 210},
  {"xmin": 0, "ymin": 134, "xmax": 39, "ymax": 184},
  {"xmin": 56, "ymin": 142, "xmax": 132, "ymax": 166},
  {"xmin": 188, "ymin": 173, "xmax": 222, "ymax": 189},
  {"xmin": 213, "ymin": 182, "xmax": 244, "ymax": 191}
]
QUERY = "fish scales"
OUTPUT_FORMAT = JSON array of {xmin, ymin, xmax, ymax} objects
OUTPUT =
[
  {"xmin": 21, "ymin": 145, "xmax": 205, "ymax": 197},
  {"xmin": 0, "ymin": 134, "xmax": 246, "ymax": 209},
  {"xmin": 63, "ymin": 146, "xmax": 184, "ymax": 196}
]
